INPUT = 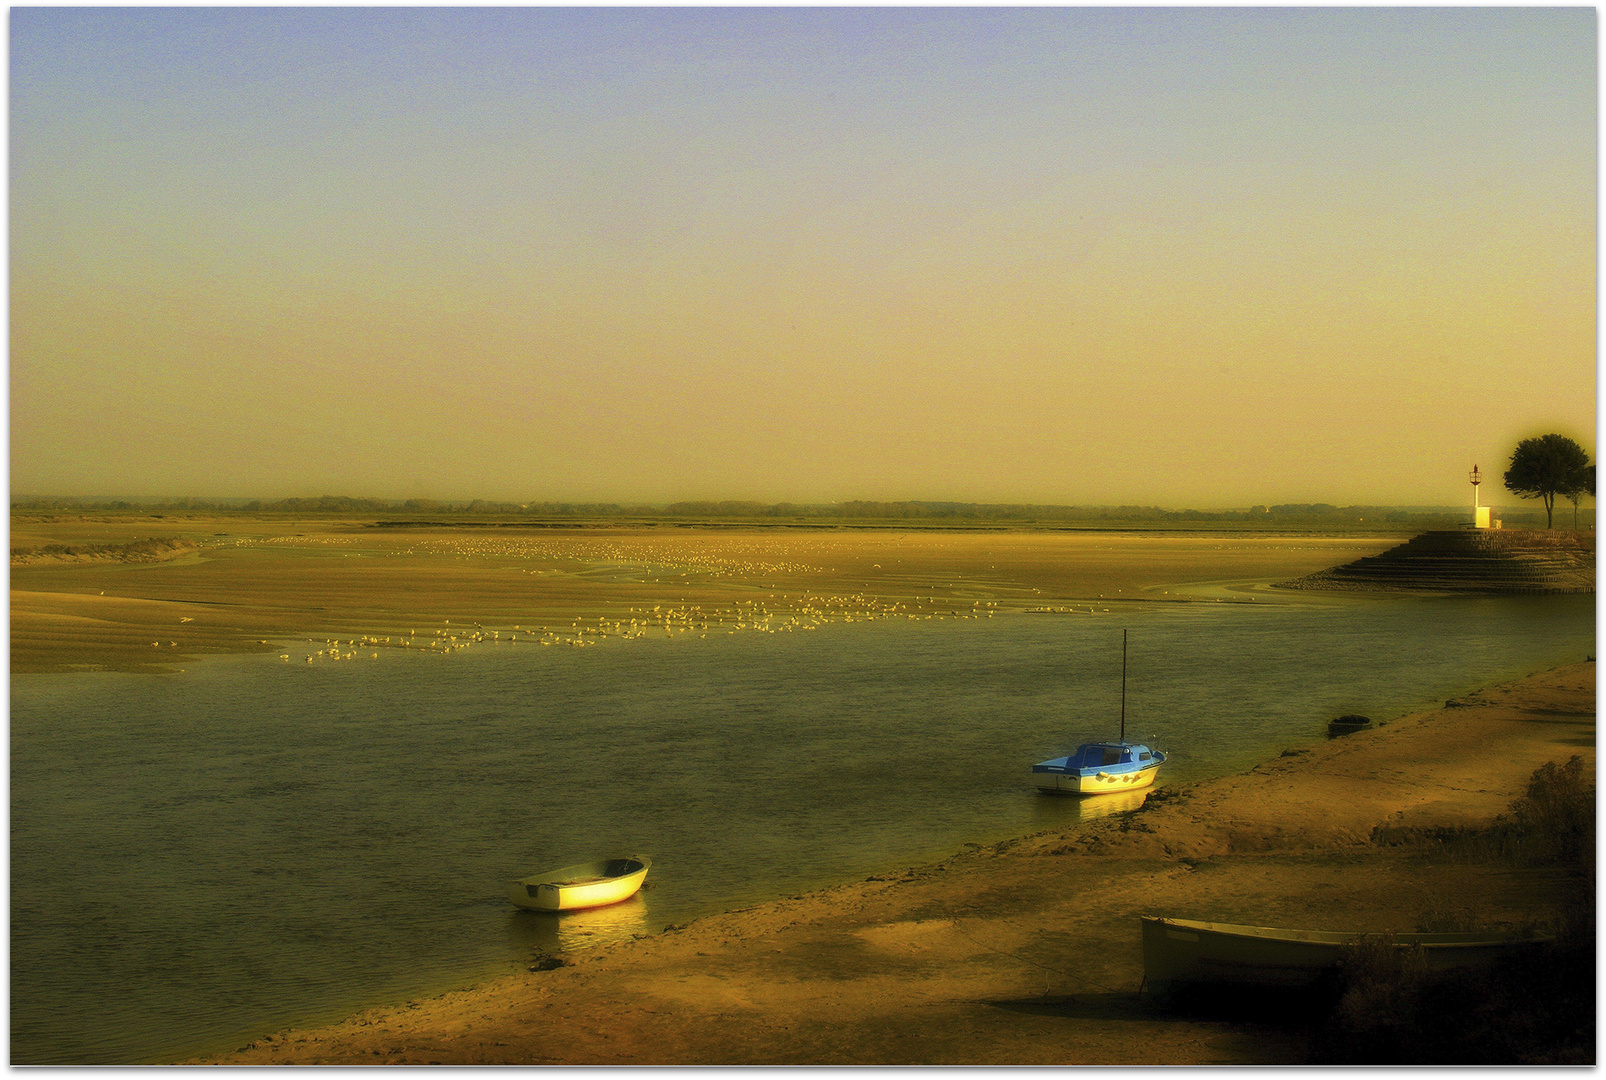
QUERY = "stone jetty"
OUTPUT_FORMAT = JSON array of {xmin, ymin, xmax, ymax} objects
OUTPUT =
[{"xmin": 1279, "ymin": 529, "xmax": 1595, "ymax": 594}]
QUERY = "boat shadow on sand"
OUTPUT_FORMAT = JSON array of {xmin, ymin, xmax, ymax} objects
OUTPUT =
[
  {"xmin": 983, "ymin": 985, "xmax": 1335, "ymax": 1028},
  {"xmin": 982, "ymin": 989, "xmax": 1320, "ymax": 1063}
]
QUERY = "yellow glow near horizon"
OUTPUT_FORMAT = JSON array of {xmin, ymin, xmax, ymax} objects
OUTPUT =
[{"xmin": 10, "ymin": 8, "xmax": 1596, "ymax": 507}]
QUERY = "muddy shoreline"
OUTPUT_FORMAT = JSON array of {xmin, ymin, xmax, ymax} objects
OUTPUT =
[{"xmin": 190, "ymin": 661, "xmax": 1594, "ymax": 1066}]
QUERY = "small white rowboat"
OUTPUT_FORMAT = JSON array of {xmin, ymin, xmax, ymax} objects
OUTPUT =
[
  {"xmin": 508, "ymin": 856, "xmax": 651, "ymax": 911},
  {"xmin": 1142, "ymin": 916, "xmax": 1550, "ymax": 991}
]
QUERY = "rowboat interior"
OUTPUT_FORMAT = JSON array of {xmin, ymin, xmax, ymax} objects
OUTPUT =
[{"xmin": 508, "ymin": 856, "xmax": 651, "ymax": 912}]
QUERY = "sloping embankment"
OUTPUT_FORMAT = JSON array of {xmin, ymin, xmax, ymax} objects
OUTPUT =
[
  {"xmin": 1278, "ymin": 530, "xmax": 1593, "ymax": 594},
  {"xmin": 10, "ymin": 537, "xmax": 198, "ymax": 567}
]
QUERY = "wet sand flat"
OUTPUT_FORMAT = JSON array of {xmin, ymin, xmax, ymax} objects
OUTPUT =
[
  {"xmin": 12, "ymin": 518, "xmax": 1399, "ymax": 673},
  {"xmin": 193, "ymin": 661, "xmax": 1593, "ymax": 1066}
]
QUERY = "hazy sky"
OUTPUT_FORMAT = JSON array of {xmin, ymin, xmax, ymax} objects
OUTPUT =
[{"xmin": 10, "ymin": 7, "xmax": 1596, "ymax": 507}]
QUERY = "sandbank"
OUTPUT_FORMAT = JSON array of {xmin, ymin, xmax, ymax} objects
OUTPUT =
[
  {"xmin": 191, "ymin": 660, "xmax": 1593, "ymax": 1066},
  {"xmin": 12, "ymin": 519, "xmax": 1400, "ymax": 673}
]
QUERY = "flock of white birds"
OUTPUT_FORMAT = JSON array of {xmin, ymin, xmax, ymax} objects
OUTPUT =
[
  {"xmin": 209, "ymin": 532, "xmax": 1121, "ymax": 666},
  {"xmin": 283, "ymin": 594, "xmax": 1008, "ymax": 664}
]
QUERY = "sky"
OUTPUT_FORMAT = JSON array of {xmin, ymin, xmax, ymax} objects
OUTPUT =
[{"xmin": 9, "ymin": 6, "xmax": 1597, "ymax": 508}]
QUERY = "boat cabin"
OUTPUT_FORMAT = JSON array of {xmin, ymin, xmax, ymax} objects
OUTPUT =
[
  {"xmin": 1033, "ymin": 740, "xmax": 1165, "ymax": 794},
  {"xmin": 1068, "ymin": 743, "xmax": 1156, "ymax": 769}
]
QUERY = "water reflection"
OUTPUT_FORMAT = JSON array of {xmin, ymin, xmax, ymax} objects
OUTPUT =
[
  {"xmin": 1072, "ymin": 787, "xmax": 1151, "ymax": 818},
  {"xmin": 504, "ymin": 894, "xmax": 652, "ymax": 955},
  {"xmin": 1030, "ymin": 786, "xmax": 1149, "ymax": 826}
]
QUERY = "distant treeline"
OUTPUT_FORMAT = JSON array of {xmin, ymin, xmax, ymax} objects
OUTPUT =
[
  {"xmin": 658, "ymin": 500, "xmax": 1481, "ymax": 525},
  {"xmin": 10, "ymin": 494, "xmax": 1550, "ymax": 527}
]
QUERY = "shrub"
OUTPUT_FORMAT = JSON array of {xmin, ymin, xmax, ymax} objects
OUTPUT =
[{"xmin": 1311, "ymin": 759, "xmax": 1595, "ymax": 1063}]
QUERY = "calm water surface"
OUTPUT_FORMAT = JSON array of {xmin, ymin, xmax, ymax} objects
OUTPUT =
[{"xmin": 11, "ymin": 594, "xmax": 1593, "ymax": 1063}]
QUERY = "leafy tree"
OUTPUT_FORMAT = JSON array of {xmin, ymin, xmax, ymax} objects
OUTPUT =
[
  {"xmin": 1564, "ymin": 463, "xmax": 1595, "ymax": 530},
  {"xmin": 1503, "ymin": 434, "xmax": 1592, "ymax": 529}
]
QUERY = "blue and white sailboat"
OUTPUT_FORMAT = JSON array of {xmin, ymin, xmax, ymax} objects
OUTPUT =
[{"xmin": 1032, "ymin": 630, "xmax": 1166, "ymax": 795}]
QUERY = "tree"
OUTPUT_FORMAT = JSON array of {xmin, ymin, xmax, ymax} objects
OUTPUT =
[
  {"xmin": 1503, "ymin": 434, "xmax": 1592, "ymax": 529},
  {"xmin": 1564, "ymin": 463, "xmax": 1595, "ymax": 530}
]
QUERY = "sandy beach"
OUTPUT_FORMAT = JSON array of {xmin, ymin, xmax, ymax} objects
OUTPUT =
[{"xmin": 190, "ymin": 660, "xmax": 1593, "ymax": 1066}]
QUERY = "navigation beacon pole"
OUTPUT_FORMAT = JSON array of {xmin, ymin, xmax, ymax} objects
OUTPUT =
[{"xmin": 1470, "ymin": 465, "xmax": 1491, "ymax": 529}]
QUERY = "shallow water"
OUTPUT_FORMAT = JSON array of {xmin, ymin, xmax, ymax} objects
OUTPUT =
[{"xmin": 11, "ymin": 594, "xmax": 1593, "ymax": 1063}]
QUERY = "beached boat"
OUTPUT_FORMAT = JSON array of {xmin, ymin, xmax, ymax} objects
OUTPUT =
[
  {"xmin": 1033, "ymin": 629, "xmax": 1166, "ymax": 794},
  {"xmin": 1141, "ymin": 916, "xmax": 1550, "ymax": 991},
  {"xmin": 508, "ymin": 856, "xmax": 651, "ymax": 911},
  {"xmin": 1327, "ymin": 713, "xmax": 1373, "ymax": 738},
  {"xmin": 1032, "ymin": 741, "xmax": 1166, "ymax": 793}
]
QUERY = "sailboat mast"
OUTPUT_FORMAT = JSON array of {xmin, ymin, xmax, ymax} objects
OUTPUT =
[{"xmin": 1119, "ymin": 629, "xmax": 1128, "ymax": 744}]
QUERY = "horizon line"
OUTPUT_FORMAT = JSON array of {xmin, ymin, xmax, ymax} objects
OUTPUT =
[{"xmin": 10, "ymin": 494, "xmax": 1564, "ymax": 516}]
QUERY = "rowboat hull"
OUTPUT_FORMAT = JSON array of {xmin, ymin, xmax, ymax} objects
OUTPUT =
[
  {"xmin": 1142, "ymin": 916, "xmax": 1549, "ymax": 991},
  {"xmin": 509, "ymin": 856, "xmax": 651, "ymax": 911}
]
